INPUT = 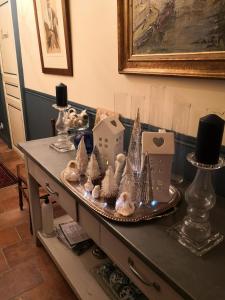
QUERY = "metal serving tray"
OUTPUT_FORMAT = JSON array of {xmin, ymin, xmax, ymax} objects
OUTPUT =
[{"xmin": 60, "ymin": 170, "xmax": 181, "ymax": 223}]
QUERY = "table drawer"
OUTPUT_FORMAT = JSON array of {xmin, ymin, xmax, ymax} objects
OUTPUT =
[
  {"xmin": 78, "ymin": 204, "xmax": 100, "ymax": 244},
  {"xmin": 27, "ymin": 158, "xmax": 77, "ymax": 221},
  {"xmin": 101, "ymin": 226, "xmax": 183, "ymax": 300}
]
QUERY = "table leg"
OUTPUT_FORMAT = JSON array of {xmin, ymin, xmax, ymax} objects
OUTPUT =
[{"xmin": 25, "ymin": 158, "xmax": 42, "ymax": 246}]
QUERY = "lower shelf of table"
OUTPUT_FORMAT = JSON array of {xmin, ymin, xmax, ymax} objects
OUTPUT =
[{"xmin": 37, "ymin": 214, "xmax": 110, "ymax": 300}]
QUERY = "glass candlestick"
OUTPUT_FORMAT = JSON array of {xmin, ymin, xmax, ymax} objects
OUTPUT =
[
  {"xmin": 50, "ymin": 104, "xmax": 74, "ymax": 152},
  {"xmin": 168, "ymin": 152, "xmax": 224, "ymax": 256}
]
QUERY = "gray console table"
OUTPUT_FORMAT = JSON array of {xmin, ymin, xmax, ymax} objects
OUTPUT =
[{"xmin": 19, "ymin": 137, "xmax": 225, "ymax": 300}]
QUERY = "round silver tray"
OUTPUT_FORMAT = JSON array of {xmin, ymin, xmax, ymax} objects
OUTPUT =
[{"xmin": 60, "ymin": 170, "xmax": 181, "ymax": 222}]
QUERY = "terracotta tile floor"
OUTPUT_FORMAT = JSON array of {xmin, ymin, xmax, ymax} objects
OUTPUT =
[{"xmin": 0, "ymin": 139, "xmax": 77, "ymax": 300}]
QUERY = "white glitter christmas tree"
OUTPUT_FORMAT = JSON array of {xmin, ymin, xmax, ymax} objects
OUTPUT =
[
  {"xmin": 86, "ymin": 153, "xmax": 101, "ymax": 182},
  {"xmin": 75, "ymin": 136, "xmax": 88, "ymax": 175},
  {"xmin": 119, "ymin": 158, "xmax": 136, "ymax": 202},
  {"xmin": 101, "ymin": 166, "xmax": 118, "ymax": 200}
]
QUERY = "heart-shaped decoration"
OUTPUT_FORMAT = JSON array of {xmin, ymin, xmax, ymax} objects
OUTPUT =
[{"xmin": 153, "ymin": 137, "xmax": 164, "ymax": 147}]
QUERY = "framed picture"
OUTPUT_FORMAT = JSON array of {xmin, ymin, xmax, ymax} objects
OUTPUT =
[
  {"xmin": 118, "ymin": 0, "xmax": 225, "ymax": 78},
  {"xmin": 33, "ymin": 0, "xmax": 73, "ymax": 76}
]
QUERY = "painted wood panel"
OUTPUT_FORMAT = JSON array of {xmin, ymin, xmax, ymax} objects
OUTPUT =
[
  {"xmin": 0, "ymin": 0, "xmax": 26, "ymax": 150},
  {"xmin": 7, "ymin": 104, "xmax": 24, "ymax": 146},
  {"xmin": 0, "ymin": 74, "xmax": 11, "ymax": 146},
  {"xmin": 0, "ymin": 1, "xmax": 18, "ymax": 75}
]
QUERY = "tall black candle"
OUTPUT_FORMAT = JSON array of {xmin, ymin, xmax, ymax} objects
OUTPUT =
[
  {"xmin": 56, "ymin": 83, "xmax": 67, "ymax": 107},
  {"xmin": 195, "ymin": 114, "xmax": 224, "ymax": 164}
]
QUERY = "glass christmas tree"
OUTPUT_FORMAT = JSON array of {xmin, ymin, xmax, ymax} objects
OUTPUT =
[
  {"xmin": 138, "ymin": 153, "xmax": 153, "ymax": 207},
  {"xmin": 127, "ymin": 109, "xmax": 142, "ymax": 176}
]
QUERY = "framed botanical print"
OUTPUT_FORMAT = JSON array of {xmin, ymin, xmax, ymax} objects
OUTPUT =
[
  {"xmin": 33, "ymin": 0, "xmax": 73, "ymax": 76},
  {"xmin": 118, "ymin": 0, "xmax": 225, "ymax": 78}
]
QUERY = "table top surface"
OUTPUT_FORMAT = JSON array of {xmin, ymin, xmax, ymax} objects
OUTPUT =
[{"xmin": 19, "ymin": 137, "xmax": 225, "ymax": 300}]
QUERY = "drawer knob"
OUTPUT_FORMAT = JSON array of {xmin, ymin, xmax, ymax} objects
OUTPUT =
[
  {"xmin": 45, "ymin": 183, "xmax": 58, "ymax": 196},
  {"xmin": 128, "ymin": 258, "xmax": 160, "ymax": 292}
]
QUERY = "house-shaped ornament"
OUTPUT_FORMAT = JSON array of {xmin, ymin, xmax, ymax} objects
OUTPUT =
[
  {"xmin": 142, "ymin": 131, "xmax": 175, "ymax": 203},
  {"xmin": 93, "ymin": 116, "xmax": 124, "ymax": 169}
]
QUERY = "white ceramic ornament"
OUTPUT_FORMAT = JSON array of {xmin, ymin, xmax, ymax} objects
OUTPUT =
[
  {"xmin": 84, "ymin": 176, "xmax": 94, "ymax": 192},
  {"xmin": 92, "ymin": 185, "xmax": 100, "ymax": 199},
  {"xmin": 63, "ymin": 108, "xmax": 88, "ymax": 129},
  {"xmin": 142, "ymin": 131, "xmax": 175, "ymax": 203},
  {"xmin": 115, "ymin": 192, "xmax": 135, "ymax": 217},
  {"xmin": 64, "ymin": 160, "xmax": 80, "ymax": 182},
  {"xmin": 93, "ymin": 116, "xmax": 125, "ymax": 169},
  {"xmin": 63, "ymin": 108, "xmax": 77, "ymax": 128}
]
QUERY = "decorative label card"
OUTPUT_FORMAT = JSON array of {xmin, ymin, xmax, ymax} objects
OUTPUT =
[{"xmin": 142, "ymin": 132, "xmax": 175, "ymax": 203}]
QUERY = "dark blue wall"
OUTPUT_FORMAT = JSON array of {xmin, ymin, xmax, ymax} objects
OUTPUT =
[
  {"xmin": 23, "ymin": 88, "xmax": 225, "ymax": 197},
  {"xmin": 24, "ymin": 89, "xmax": 96, "ymax": 140}
]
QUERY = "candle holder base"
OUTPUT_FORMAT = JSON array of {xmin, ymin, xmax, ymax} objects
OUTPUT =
[
  {"xmin": 168, "ymin": 222, "xmax": 223, "ymax": 256},
  {"xmin": 50, "ymin": 141, "xmax": 75, "ymax": 153},
  {"xmin": 50, "ymin": 104, "xmax": 75, "ymax": 152},
  {"xmin": 168, "ymin": 152, "xmax": 225, "ymax": 256}
]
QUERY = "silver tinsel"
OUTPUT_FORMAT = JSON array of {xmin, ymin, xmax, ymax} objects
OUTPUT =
[
  {"xmin": 138, "ymin": 153, "xmax": 153, "ymax": 207},
  {"xmin": 127, "ymin": 109, "xmax": 142, "ymax": 176}
]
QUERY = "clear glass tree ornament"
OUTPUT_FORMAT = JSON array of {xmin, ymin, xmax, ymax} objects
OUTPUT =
[{"xmin": 127, "ymin": 108, "xmax": 142, "ymax": 177}]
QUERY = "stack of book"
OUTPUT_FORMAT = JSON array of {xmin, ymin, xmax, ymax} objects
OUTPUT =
[{"xmin": 56, "ymin": 221, "xmax": 93, "ymax": 254}]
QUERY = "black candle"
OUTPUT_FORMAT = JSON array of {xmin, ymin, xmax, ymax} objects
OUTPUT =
[
  {"xmin": 56, "ymin": 83, "xmax": 67, "ymax": 107},
  {"xmin": 195, "ymin": 114, "xmax": 224, "ymax": 164}
]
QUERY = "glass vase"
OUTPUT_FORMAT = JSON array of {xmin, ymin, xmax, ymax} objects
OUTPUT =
[
  {"xmin": 168, "ymin": 153, "xmax": 224, "ymax": 256},
  {"xmin": 50, "ymin": 104, "xmax": 74, "ymax": 152}
]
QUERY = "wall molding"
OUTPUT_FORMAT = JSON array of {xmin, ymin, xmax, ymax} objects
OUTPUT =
[{"xmin": 25, "ymin": 88, "xmax": 96, "ymax": 115}]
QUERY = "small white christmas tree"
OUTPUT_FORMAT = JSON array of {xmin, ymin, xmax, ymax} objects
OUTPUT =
[
  {"xmin": 101, "ymin": 166, "xmax": 118, "ymax": 199},
  {"xmin": 75, "ymin": 136, "xmax": 88, "ymax": 175},
  {"xmin": 114, "ymin": 153, "xmax": 126, "ymax": 185},
  {"xmin": 84, "ymin": 176, "xmax": 94, "ymax": 192},
  {"xmin": 86, "ymin": 153, "xmax": 101, "ymax": 181},
  {"xmin": 119, "ymin": 158, "xmax": 136, "ymax": 202},
  {"xmin": 93, "ymin": 145, "xmax": 106, "ymax": 175}
]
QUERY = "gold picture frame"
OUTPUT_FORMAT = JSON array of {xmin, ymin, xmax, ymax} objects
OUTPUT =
[
  {"xmin": 118, "ymin": 0, "xmax": 225, "ymax": 79},
  {"xmin": 34, "ymin": 0, "xmax": 73, "ymax": 76}
]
